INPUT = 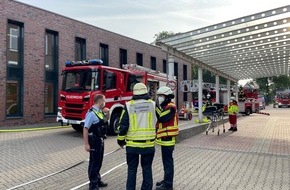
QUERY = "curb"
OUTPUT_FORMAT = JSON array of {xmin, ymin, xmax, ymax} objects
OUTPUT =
[
  {"xmin": 177, "ymin": 117, "xmax": 230, "ymax": 143},
  {"xmin": 0, "ymin": 125, "xmax": 70, "ymax": 133}
]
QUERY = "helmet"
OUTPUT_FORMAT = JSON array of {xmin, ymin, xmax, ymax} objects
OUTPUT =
[
  {"xmin": 133, "ymin": 83, "xmax": 148, "ymax": 95},
  {"xmin": 157, "ymin": 86, "xmax": 173, "ymax": 96}
]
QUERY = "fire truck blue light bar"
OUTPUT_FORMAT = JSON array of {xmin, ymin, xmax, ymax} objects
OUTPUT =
[{"xmin": 65, "ymin": 59, "xmax": 103, "ymax": 67}]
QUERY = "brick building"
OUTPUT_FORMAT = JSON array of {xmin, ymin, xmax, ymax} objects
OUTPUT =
[{"xmin": 0, "ymin": 0, "xmax": 192, "ymax": 127}]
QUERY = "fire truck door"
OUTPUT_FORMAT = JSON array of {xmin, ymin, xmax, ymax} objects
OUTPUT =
[
  {"xmin": 148, "ymin": 81, "xmax": 159, "ymax": 101},
  {"xmin": 102, "ymin": 70, "xmax": 122, "ymax": 105}
]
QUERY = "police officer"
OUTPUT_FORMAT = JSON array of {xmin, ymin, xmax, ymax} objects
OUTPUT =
[
  {"xmin": 83, "ymin": 94, "xmax": 109, "ymax": 190},
  {"xmin": 117, "ymin": 83, "xmax": 157, "ymax": 190},
  {"xmin": 155, "ymin": 86, "xmax": 178, "ymax": 190}
]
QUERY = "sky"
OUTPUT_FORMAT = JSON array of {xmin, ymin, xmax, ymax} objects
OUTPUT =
[
  {"xmin": 16, "ymin": 0, "xmax": 289, "ymax": 44},
  {"xmin": 15, "ymin": 0, "xmax": 289, "ymax": 85}
]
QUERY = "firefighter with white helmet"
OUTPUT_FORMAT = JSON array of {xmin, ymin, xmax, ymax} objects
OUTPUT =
[
  {"xmin": 117, "ymin": 82, "xmax": 157, "ymax": 190},
  {"xmin": 155, "ymin": 86, "xmax": 178, "ymax": 190}
]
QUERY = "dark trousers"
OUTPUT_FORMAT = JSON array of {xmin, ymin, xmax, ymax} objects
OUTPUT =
[
  {"xmin": 126, "ymin": 147, "xmax": 155, "ymax": 190},
  {"xmin": 161, "ymin": 145, "xmax": 174, "ymax": 188},
  {"xmin": 88, "ymin": 136, "xmax": 104, "ymax": 190}
]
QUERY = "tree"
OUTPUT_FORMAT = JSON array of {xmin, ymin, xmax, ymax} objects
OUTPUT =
[
  {"xmin": 255, "ymin": 75, "xmax": 290, "ymax": 104},
  {"xmin": 153, "ymin": 31, "xmax": 179, "ymax": 43}
]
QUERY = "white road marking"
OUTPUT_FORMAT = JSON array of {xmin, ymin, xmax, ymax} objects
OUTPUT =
[{"xmin": 70, "ymin": 162, "xmax": 127, "ymax": 190}]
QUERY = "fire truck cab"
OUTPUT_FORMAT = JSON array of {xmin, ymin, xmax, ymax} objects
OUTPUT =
[
  {"xmin": 57, "ymin": 59, "xmax": 169, "ymax": 134},
  {"xmin": 274, "ymin": 90, "xmax": 290, "ymax": 108}
]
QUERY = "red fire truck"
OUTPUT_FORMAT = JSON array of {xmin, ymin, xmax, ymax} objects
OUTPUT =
[
  {"xmin": 181, "ymin": 80, "xmax": 259, "ymax": 115},
  {"xmin": 274, "ymin": 90, "xmax": 290, "ymax": 108},
  {"xmin": 57, "ymin": 59, "xmax": 169, "ymax": 134},
  {"xmin": 237, "ymin": 82, "xmax": 260, "ymax": 115}
]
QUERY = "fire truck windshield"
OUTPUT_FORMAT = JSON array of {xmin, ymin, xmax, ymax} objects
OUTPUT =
[{"xmin": 62, "ymin": 69, "xmax": 99, "ymax": 92}]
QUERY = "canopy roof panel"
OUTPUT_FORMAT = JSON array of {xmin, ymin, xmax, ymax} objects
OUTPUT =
[{"xmin": 158, "ymin": 5, "xmax": 290, "ymax": 81}]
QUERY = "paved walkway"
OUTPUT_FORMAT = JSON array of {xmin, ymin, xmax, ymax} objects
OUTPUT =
[{"xmin": 1, "ymin": 106, "xmax": 289, "ymax": 190}]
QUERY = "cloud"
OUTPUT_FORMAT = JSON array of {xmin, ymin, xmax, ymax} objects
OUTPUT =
[{"xmin": 16, "ymin": 0, "xmax": 290, "ymax": 43}]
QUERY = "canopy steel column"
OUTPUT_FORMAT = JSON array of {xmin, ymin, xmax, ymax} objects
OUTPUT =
[
  {"xmin": 198, "ymin": 68, "xmax": 203, "ymax": 122},
  {"xmin": 235, "ymin": 83, "xmax": 239, "ymax": 101},
  {"xmin": 215, "ymin": 75, "xmax": 220, "ymax": 103},
  {"xmin": 168, "ymin": 55, "xmax": 174, "ymax": 81},
  {"xmin": 227, "ymin": 80, "xmax": 231, "ymax": 106}
]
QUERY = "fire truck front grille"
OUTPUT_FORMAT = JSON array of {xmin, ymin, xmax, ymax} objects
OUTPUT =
[
  {"xmin": 65, "ymin": 116, "xmax": 82, "ymax": 120},
  {"xmin": 65, "ymin": 103, "xmax": 83, "ymax": 109},
  {"xmin": 65, "ymin": 109, "xmax": 83, "ymax": 114}
]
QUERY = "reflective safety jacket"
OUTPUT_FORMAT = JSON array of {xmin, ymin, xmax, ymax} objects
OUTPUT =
[
  {"xmin": 228, "ymin": 104, "xmax": 239, "ymax": 115},
  {"xmin": 118, "ymin": 99, "xmax": 157, "ymax": 148},
  {"xmin": 89, "ymin": 109, "xmax": 107, "ymax": 137},
  {"xmin": 156, "ymin": 102, "xmax": 178, "ymax": 146}
]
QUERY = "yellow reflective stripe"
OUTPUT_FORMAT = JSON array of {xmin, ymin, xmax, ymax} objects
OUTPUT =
[
  {"xmin": 174, "ymin": 115, "xmax": 177, "ymax": 126},
  {"xmin": 133, "ymin": 113, "xmax": 137, "ymax": 130},
  {"xmin": 156, "ymin": 107, "xmax": 161, "ymax": 115},
  {"xmin": 157, "ymin": 132, "xmax": 178, "ymax": 138},
  {"xmin": 126, "ymin": 141, "xmax": 155, "ymax": 148},
  {"xmin": 147, "ymin": 111, "xmax": 152, "ymax": 129},
  {"xmin": 160, "ymin": 109, "xmax": 170, "ymax": 117},
  {"xmin": 157, "ymin": 126, "xmax": 178, "ymax": 132},
  {"xmin": 119, "ymin": 109, "xmax": 125, "ymax": 122},
  {"xmin": 155, "ymin": 137, "xmax": 175, "ymax": 146},
  {"xmin": 117, "ymin": 135, "xmax": 125, "ymax": 140},
  {"xmin": 92, "ymin": 110, "xmax": 104, "ymax": 119}
]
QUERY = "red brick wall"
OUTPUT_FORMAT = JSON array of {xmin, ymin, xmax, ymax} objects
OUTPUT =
[{"xmin": 0, "ymin": 0, "xmax": 192, "ymax": 127}]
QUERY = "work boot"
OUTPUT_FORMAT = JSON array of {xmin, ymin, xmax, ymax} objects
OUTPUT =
[
  {"xmin": 98, "ymin": 181, "xmax": 108, "ymax": 188},
  {"xmin": 156, "ymin": 183, "xmax": 173, "ymax": 190},
  {"xmin": 156, "ymin": 180, "xmax": 164, "ymax": 186}
]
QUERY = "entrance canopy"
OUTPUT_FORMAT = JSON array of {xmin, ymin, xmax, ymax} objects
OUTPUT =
[{"xmin": 157, "ymin": 5, "xmax": 290, "ymax": 82}]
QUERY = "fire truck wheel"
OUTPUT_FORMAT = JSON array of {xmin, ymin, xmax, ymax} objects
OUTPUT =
[
  {"xmin": 187, "ymin": 113, "xmax": 193, "ymax": 120},
  {"xmin": 108, "ymin": 112, "xmax": 121, "ymax": 135},
  {"xmin": 245, "ymin": 108, "xmax": 251, "ymax": 116},
  {"xmin": 72, "ymin": 124, "xmax": 83, "ymax": 132}
]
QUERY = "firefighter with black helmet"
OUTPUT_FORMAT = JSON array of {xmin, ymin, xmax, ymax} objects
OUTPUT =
[
  {"xmin": 117, "ymin": 83, "xmax": 157, "ymax": 190},
  {"xmin": 155, "ymin": 86, "xmax": 178, "ymax": 190}
]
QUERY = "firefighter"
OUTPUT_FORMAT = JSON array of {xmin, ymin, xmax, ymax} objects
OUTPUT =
[
  {"xmin": 238, "ymin": 86, "xmax": 246, "ymax": 101},
  {"xmin": 228, "ymin": 99, "xmax": 239, "ymax": 131},
  {"xmin": 205, "ymin": 93, "xmax": 213, "ymax": 106},
  {"xmin": 83, "ymin": 94, "xmax": 109, "ymax": 190},
  {"xmin": 117, "ymin": 83, "xmax": 157, "ymax": 190},
  {"xmin": 155, "ymin": 86, "xmax": 178, "ymax": 190}
]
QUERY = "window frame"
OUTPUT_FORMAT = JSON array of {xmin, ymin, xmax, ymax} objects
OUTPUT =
[{"xmin": 9, "ymin": 28, "xmax": 19, "ymax": 52}]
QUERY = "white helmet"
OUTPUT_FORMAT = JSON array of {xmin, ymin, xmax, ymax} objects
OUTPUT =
[
  {"xmin": 157, "ymin": 86, "xmax": 173, "ymax": 96},
  {"xmin": 133, "ymin": 83, "xmax": 148, "ymax": 95}
]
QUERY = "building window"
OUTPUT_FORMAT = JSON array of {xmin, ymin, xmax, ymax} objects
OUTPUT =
[
  {"xmin": 6, "ymin": 20, "xmax": 24, "ymax": 117},
  {"xmin": 163, "ymin": 59, "xmax": 167, "ymax": 73},
  {"xmin": 183, "ymin": 64, "xmax": 187, "ymax": 80},
  {"xmin": 45, "ymin": 30, "xmax": 58, "ymax": 115},
  {"xmin": 45, "ymin": 32, "xmax": 57, "ymax": 70},
  {"xmin": 6, "ymin": 81, "xmax": 19, "ymax": 115},
  {"xmin": 151, "ymin": 56, "xmax": 156, "ymax": 70},
  {"xmin": 100, "ymin": 43, "xmax": 109, "ymax": 66},
  {"xmin": 44, "ymin": 83, "xmax": 54, "ymax": 113},
  {"xmin": 136, "ymin": 53, "xmax": 143, "ymax": 66},
  {"xmin": 75, "ymin": 37, "xmax": 86, "ymax": 61},
  {"xmin": 119, "ymin": 48, "xmax": 127, "ymax": 68},
  {"xmin": 9, "ymin": 28, "xmax": 18, "ymax": 52}
]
